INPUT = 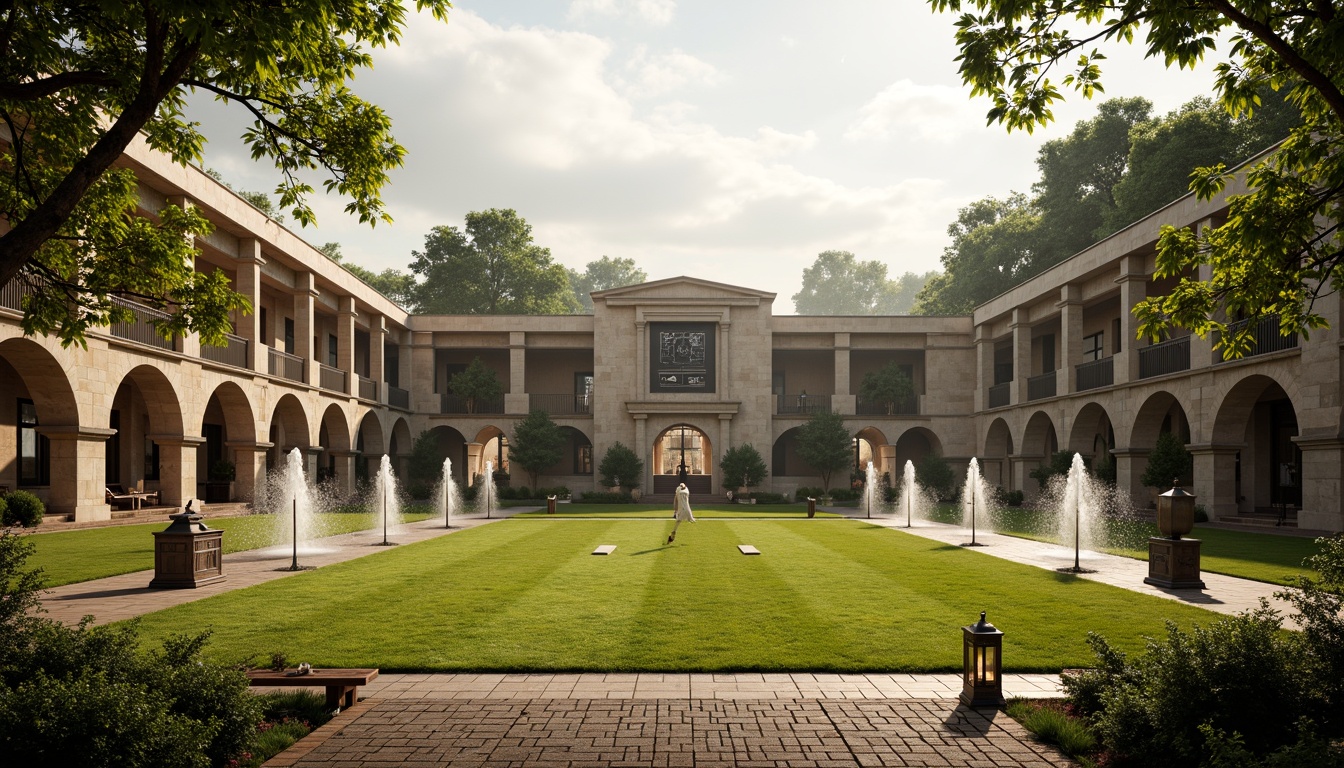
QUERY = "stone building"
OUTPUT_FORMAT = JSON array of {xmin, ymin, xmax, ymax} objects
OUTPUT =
[{"xmin": 1, "ymin": 136, "xmax": 1340, "ymax": 529}]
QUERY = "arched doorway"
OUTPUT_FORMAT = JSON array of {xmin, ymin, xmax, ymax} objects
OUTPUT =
[
  {"xmin": 199, "ymin": 382, "xmax": 255, "ymax": 503},
  {"xmin": 1213, "ymin": 375, "xmax": 1301, "ymax": 516},
  {"xmin": 110, "ymin": 365, "xmax": 185, "ymax": 506},
  {"xmin": 653, "ymin": 424, "xmax": 712, "ymax": 494},
  {"xmin": 854, "ymin": 426, "xmax": 888, "ymax": 484},
  {"xmin": 0, "ymin": 338, "xmax": 82, "ymax": 516},
  {"xmin": 984, "ymin": 418, "xmax": 1014, "ymax": 488}
]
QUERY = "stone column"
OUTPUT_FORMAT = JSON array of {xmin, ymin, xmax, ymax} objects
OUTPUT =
[
  {"xmin": 506, "ymin": 331, "xmax": 528, "ymax": 414},
  {"xmin": 398, "ymin": 331, "xmax": 415, "ymax": 404},
  {"xmin": 227, "ymin": 440, "xmax": 272, "ymax": 507},
  {"xmin": 720, "ymin": 315, "xmax": 732, "ymax": 399},
  {"xmin": 370, "ymin": 315, "xmax": 387, "ymax": 404},
  {"xmin": 1189, "ymin": 219, "xmax": 1217, "ymax": 369},
  {"xmin": 330, "ymin": 450, "xmax": 358, "ymax": 500},
  {"xmin": 150, "ymin": 435, "xmax": 207, "ymax": 510},
  {"xmin": 1010, "ymin": 454, "xmax": 1042, "ymax": 502},
  {"xmin": 1112, "ymin": 448, "xmax": 1151, "ymax": 512},
  {"xmin": 1294, "ymin": 434, "xmax": 1344, "ymax": 532},
  {"xmin": 1189, "ymin": 443, "xmax": 1241, "ymax": 520},
  {"xmin": 410, "ymin": 331, "xmax": 433, "ymax": 412},
  {"xmin": 294, "ymin": 272, "xmax": 317, "ymax": 385},
  {"xmin": 1011, "ymin": 308, "xmax": 1031, "ymax": 405},
  {"xmin": 974, "ymin": 326, "xmax": 994, "ymax": 411},
  {"xmin": 465, "ymin": 442, "xmax": 484, "ymax": 485},
  {"xmin": 40, "ymin": 427, "xmax": 116, "ymax": 522},
  {"xmin": 634, "ymin": 415, "xmax": 649, "ymax": 492},
  {"xmin": 1114, "ymin": 255, "xmax": 1147, "ymax": 385},
  {"xmin": 1057, "ymin": 285, "xmax": 1082, "ymax": 395},
  {"xmin": 635, "ymin": 321, "xmax": 647, "ymax": 396},
  {"xmin": 879, "ymin": 443, "xmax": 897, "ymax": 484},
  {"xmin": 337, "ymin": 296, "xmax": 357, "ymax": 396},
  {"xmin": 833, "ymin": 332, "xmax": 855, "ymax": 415}
]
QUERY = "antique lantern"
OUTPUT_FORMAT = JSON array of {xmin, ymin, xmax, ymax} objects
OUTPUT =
[
  {"xmin": 1146, "ymin": 482, "xmax": 1205, "ymax": 589},
  {"xmin": 960, "ymin": 611, "xmax": 1004, "ymax": 707},
  {"xmin": 1156, "ymin": 482, "xmax": 1196, "ymax": 539}
]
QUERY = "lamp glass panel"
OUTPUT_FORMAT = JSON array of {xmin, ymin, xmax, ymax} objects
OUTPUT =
[{"xmin": 985, "ymin": 646, "xmax": 998, "ymax": 683}]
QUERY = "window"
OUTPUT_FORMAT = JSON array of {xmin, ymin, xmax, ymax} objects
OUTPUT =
[
  {"xmin": 1040, "ymin": 334, "xmax": 1055, "ymax": 373},
  {"xmin": 18, "ymin": 399, "xmax": 49, "ymax": 486},
  {"xmin": 385, "ymin": 344, "xmax": 400, "ymax": 388},
  {"xmin": 328, "ymin": 334, "xmax": 338, "ymax": 367},
  {"xmin": 260, "ymin": 307, "xmax": 269, "ymax": 346},
  {"xmin": 284, "ymin": 318, "xmax": 295, "ymax": 355},
  {"xmin": 1113, "ymin": 318, "xmax": 1122, "ymax": 354},
  {"xmin": 1083, "ymin": 332, "xmax": 1104, "ymax": 362},
  {"xmin": 575, "ymin": 372, "xmax": 594, "ymax": 408},
  {"xmin": 575, "ymin": 442, "xmax": 592, "ymax": 475}
]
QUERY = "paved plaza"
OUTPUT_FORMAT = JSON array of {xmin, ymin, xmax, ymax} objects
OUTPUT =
[{"xmin": 34, "ymin": 509, "xmax": 1302, "ymax": 767}]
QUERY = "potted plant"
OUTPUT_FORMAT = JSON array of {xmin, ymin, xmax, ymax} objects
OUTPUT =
[{"xmin": 206, "ymin": 459, "xmax": 235, "ymax": 503}]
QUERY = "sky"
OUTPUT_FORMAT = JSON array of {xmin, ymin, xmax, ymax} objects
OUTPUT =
[{"xmin": 188, "ymin": 0, "xmax": 1224, "ymax": 313}]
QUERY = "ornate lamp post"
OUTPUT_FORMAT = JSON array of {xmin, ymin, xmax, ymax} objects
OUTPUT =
[
  {"xmin": 960, "ymin": 611, "xmax": 1004, "ymax": 708},
  {"xmin": 1144, "ymin": 481, "xmax": 1205, "ymax": 589}
]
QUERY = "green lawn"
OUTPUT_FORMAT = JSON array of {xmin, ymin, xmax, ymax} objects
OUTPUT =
[
  {"xmin": 131, "ymin": 518, "xmax": 1225, "ymax": 673},
  {"xmin": 513, "ymin": 503, "xmax": 840, "ymax": 519},
  {"xmin": 27, "ymin": 510, "xmax": 434, "ymax": 587},
  {"xmin": 925, "ymin": 504, "xmax": 1321, "ymax": 586}
]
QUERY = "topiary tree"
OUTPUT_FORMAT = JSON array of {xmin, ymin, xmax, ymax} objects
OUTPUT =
[
  {"xmin": 448, "ymin": 357, "xmax": 503, "ymax": 414},
  {"xmin": 916, "ymin": 453, "xmax": 956, "ymax": 501},
  {"xmin": 795, "ymin": 410, "xmax": 852, "ymax": 496},
  {"xmin": 858, "ymin": 362, "xmax": 915, "ymax": 415},
  {"xmin": 720, "ymin": 444, "xmax": 768, "ymax": 492},
  {"xmin": 598, "ymin": 442, "xmax": 643, "ymax": 492},
  {"xmin": 510, "ymin": 410, "xmax": 566, "ymax": 488},
  {"xmin": 1142, "ymin": 432, "xmax": 1193, "ymax": 490}
]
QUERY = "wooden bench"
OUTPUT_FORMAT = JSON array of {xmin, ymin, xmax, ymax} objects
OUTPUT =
[{"xmin": 246, "ymin": 668, "xmax": 379, "ymax": 709}]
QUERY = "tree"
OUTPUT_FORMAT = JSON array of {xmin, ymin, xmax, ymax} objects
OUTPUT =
[
  {"xmin": 567, "ymin": 256, "xmax": 647, "ymax": 312},
  {"xmin": 447, "ymin": 357, "xmax": 504, "ymax": 415},
  {"xmin": 929, "ymin": 0, "xmax": 1344, "ymax": 357},
  {"xmin": 321, "ymin": 242, "xmax": 414, "ymax": 307},
  {"xmin": 914, "ymin": 193, "xmax": 1042, "ymax": 314},
  {"xmin": 720, "ymin": 444, "xmax": 768, "ymax": 492},
  {"xmin": 406, "ymin": 430, "xmax": 444, "ymax": 493},
  {"xmin": 792, "ymin": 250, "xmax": 909, "ymax": 315},
  {"xmin": 795, "ymin": 411, "xmax": 853, "ymax": 495},
  {"xmin": 916, "ymin": 453, "xmax": 956, "ymax": 501},
  {"xmin": 887, "ymin": 271, "xmax": 940, "ymax": 314},
  {"xmin": 1142, "ymin": 432, "xmax": 1193, "ymax": 491},
  {"xmin": 0, "ymin": 0, "xmax": 449, "ymax": 347},
  {"xmin": 858, "ymin": 362, "xmax": 915, "ymax": 415},
  {"xmin": 510, "ymin": 410, "xmax": 567, "ymax": 488},
  {"xmin": 410, "ymin": 210, "xmax": 580, "ymax": 315},
  {"xmin": 598, "ymin": 442, "xmax": 643, "ymax": 492}
]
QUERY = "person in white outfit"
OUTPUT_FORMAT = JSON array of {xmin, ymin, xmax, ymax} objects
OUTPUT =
[{"xmin": 667, "ymin": 482, "xmax": 695, "ymax": 544}]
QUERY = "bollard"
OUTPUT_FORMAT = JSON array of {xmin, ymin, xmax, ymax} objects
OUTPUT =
[
  {"xmin": 547, "ymin": 495, "xmax": 557, "ymax": 514},
  {"xmin": 807, "ymin": 497, "xmax": 816, "ymax": 518}
]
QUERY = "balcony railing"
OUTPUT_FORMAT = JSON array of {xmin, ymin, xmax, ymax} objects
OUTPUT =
[
  {"xmin": 0, "ymin": 276, "xmax": 42, "ymax": 312},
  {"xmin": 268, "ymin": 348, "xmax": 305, "ymax": 383},
  {"xmin": 530, "ymin": 393, "xmax": 594, "ymax": 415},
  {"xmin": 1027, "ymin": 371, "xmax": 1056, "ymax": 401},
  {"xmin": 319, "ymin": 363, "xmax": 347, "ymax": 393},
  {"xmin": 855, "ymin": 397, "xmax": 918, "ymax": 416},
  {"xmin": 1139, "ymin": 336, "xmax": 1191, "ymax": 379},
  {"xmin": 1075, "ymin": 357, "xmax": 1114, "ymax": 392},
  {"xmin": 358, "ymin": 375, "xmax": 378, "ymax": 401},
  {"xmin": 993, "ymin": 362, "xmax": 1014, "ymax": 386},
  {"xmin": 199, "ymin": 333, "xmax": 249, "ymax": 369},
  {"xmin": 987, "ymin": 382, "xmax": 1010, "ymax": 409},
  {"xmin": 1219, "ymin": 316, "xmax": 1299, "ymax": 361},
  {"xmin": 778, "ymin": 394, "xmax": 830, "ymax": 415},
  {"xmin": 388, "ymin": 385, "xmax": 410, "ymax": 410},
  {"xmin": 440, "ymin": 392, "xmax": 503, "ymax": 414},
  {"xmin": 109, "ymin": 296, "xmax": 176, "ymax": 351}
]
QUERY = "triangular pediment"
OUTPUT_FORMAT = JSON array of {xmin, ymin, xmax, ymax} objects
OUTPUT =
[{"xmin": 592, "ymin": 275, "xmax": 776, "ymax": 303}]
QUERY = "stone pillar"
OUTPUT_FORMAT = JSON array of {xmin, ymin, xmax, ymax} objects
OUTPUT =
[
  {"xmin": 398, "ymin": 331, "xmax": 414, "ymax": 403},
  {"xmin": 719, "ymin": 414, "xmax": 732, "ymax": 453},
  {"xmin": 465, "ymin": 442, "xmax": 484, "ymax": 485},
  {"xmin": 1011, "ymin": 308, "xmax": 1031, "ymax": 405},
  {"xmin": 40, "ymin": 427, "xmax": 116, "ymax": 522},
  {"xmin": 720, "ymin": 316, "xmax": 732, "ymax": 400},
  {"xmin": 330, "ymin": 450, "xmax": 358, "ymax": 500},
  {"xmin": 1294, "ymin": 434, "xmax": 1344, "ymax": 532},
  {"xmin": 294, "ymin": 272, "xmax": 317, "ymax": 385},
  {"xmin": 410, "ymin": 331, "xmax": 433, "ymax": 412},
  {"xmin": 879, "ymin": 443, "xmax": 897, "ymax": 484},
  {"xmin": 227, "ymin": 441, "xmax": 272, "ymax": 507},
  {"xmin": 1114, "ymin": 255, "xmax": 1147, "ymax": 385},
  {"xmin": 974, "ymin": 327, "xmax": 994, "ymax": 411},
  {"xmin": 1189, "ymin": 220, "xmax": 1217, "ymax": 370},
  {"xmin": 1057, "ymin": 286, "xmax": 1082, "ymax": 395},
  {"xmin": 1112, "ymin": 448, "xmax": 1151, "ymax": 512},
  {"xmin": 635, "ymin": 321, "xmax": 647, "ymax": 396},
  {"xmin": 370, "ymin": 315, "xmax": 387, "ymax": 405},
  {"xmin": 1189, "ymin": 443, "xmax": 1241, "ymax": 521},
  {"xmin": 150, "ymin": 435, "xmax": 207, "ymax": 510},
  {"xmin": 506, "ymin": 331, "xmax": 528, "ymax": 414},
  {"xmin": 304, "ymin": 446, "xmax": 321, "ymax": 480},
  {"xmin": 1009, "ymin": 454, "xmax": 1042, "ymax": 502},
  {"xmin": 337, "ymin": 296, "xmax": 357, "ymax": 397},
  {"xmin": 634, "ymin": 415, "xmax": 649, "ymax": 492},
  {"xmin": 832, "ymin": 332, "xmax": 855, "ymax": 415}
]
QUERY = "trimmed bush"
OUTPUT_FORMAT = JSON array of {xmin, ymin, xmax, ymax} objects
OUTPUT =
[
  {"xmin": 916, "ymin": 454, "xmax": 955, "ymax": 501},
  {"xmin": 578, "ymin": 491, "xmax": 633, "ymax": 504},
  {"xmin": 746, "ymin": 492, "xmax": 787, "ymax": 504},
  {"xmin": 2, "ymin": 490, "xmax": 43, "ymax": 527}
]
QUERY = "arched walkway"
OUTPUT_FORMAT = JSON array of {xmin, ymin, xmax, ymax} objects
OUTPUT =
[
  {"xmin": 983, "ymin": 418, "xmax": 1013, "ymax": 489},
  {"xmin": 389, "ymin": 417, "xmax": 413, "ymax": 480},
  {"xmin": 110, "ymin": 365, "xmax": 188, "ymax": 507},
  {"xmin": 0, "ymin": 338, "xmax": 87, "ymax": 518},
  {"xmin": 1118, "ymin": 391, "xmax": 1193, "ymax": 510},
  {"xmin": 199, "ymin": 382, "xmax": 256, "ymax": 503},
  {"xmin": 653, "ymin": 424, "xmax": 713, "ymax": 494},
  {"xmin": 268, "ymin": 394, "xmax": 311, "ymax": 474},
  {"xmin": 1018, "ymin": 411, "xmax": 1058, "ymax": 495},
  {"xmin": 772, "ymin": 427, "xmax": 805, "ymax": 479},
  {"xmin": 318, "ymin": 403, "xmax": 353, "ymax": 494},
  {"xmin": 893, "ymin": 427, "xmax": 942, "ymax": 480},
  {"xmin": 854, "ymin": 426, "xmax": 888, "ymax": 484},
  {"xmin": 468, "ymin": 424, "xmax": 509, "ymax": 486},
  {"xmin": 1209, "ymin": 374, "xmax": 1301, "ymax": 519}
]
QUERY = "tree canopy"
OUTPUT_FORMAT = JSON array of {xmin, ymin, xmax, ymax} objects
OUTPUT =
[
  {"xmin": 320, "ymin": 242, "xmax": 414, "ymax": 308},
  {"xmin": 0, "ymin": 0, "xmax": 449, "ymax": 346},
  {"xmin": 792, "ymin": 251, "xmax": 933, "ymax": 315},
  {"xmin": 795, "ymin": 411, "xmax": 853, "ymax": 494},
  {"xmin": 447, "ymin": 357, "xmax": 503, "ymax": 415},
  {"xmin": 509, "ymin": 410, "xmax": 567, "ymax": 488},
  {"xmin": 568, "ymin": 256, "xmax": 647, "ymax": 313},
  {"xmin": 929, "ymin": 0, "xmax": 1343, "ymax": 354},
  {"xmin": 598, "ymin": 443, "xmax": 643, "ymax": 492},
  {"xmin": 410, "ymin": 209, "xmax": 580, "ymax": 315},
  {"xmin": 858, "ymin": 362, "xmax": 915, "ymax": 415},
  {"xmin": 720, "ymin": 444, "xmax": 768, "ymax": 491}
]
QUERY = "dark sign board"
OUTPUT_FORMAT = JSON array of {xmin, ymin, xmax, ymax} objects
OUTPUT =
[{"xmin": 650, "ymin": 322, "xmax": 715, "ymax": 393}]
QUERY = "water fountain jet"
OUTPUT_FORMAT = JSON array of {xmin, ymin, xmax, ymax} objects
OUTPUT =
[
  {"xmin": 439, "ymin": 457, "xmax": 459, "ymax": 528},
  {"xmin": 960, "ymin": 458, "xmax": 992, "ymax": 547},
  {"xmin": 373, "ymin": 454, "xmax": 402, "ymax": 546}
]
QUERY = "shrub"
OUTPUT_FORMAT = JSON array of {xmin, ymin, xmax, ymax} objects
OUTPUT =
[
  {"xmin": 720, "ymin": 444, "xmax": 768, "ymax": 491},
  {"xmin": 994, "ymin": 487, "xmax": 1025, "ymax": 507},
  {"xmin": 915, "ymin": 454, "xmax": 955, "ymax": 501},
  {"xmin": 794, "ymin": 487, "xmax": 821, "ymax": 502},
  {"xmin": 1030, "ymin": 450, "xmax": 1079, "ymax": 489},
  {"xmin": 404, "ymin": 481, "xmax": 433, "ymax": 501},
  {"xmin": 0, "ymin": 496, "xmax": 6, "ymax": 527},
  {"xmin": 1142, "ymin": 431, "xmax": 1193, "ymax": 490},
  {"xmin": 829, "ymin": 488, "xmax": 859, "ymax": 502},
  {"xmin": 747, "ymin": 492, "xmax": 787, "ymax": 504},
  {"xmin": 1195, "ymin": 504, "xmax": 1209, "ymax": 523},
  {"xmin": 578, "ymin": 491, "xmax": 632, "ymax": 504},
  {"xmin": 598, "ymin": 442, "xmax": 643, "ymax": 492},
  {"xmin": 2, "ymin": 490, "xmax": 43, "ymax": 527},
  {"xmin": 258, "ymin": 689, "xmax": 332, "ymax": 727}
]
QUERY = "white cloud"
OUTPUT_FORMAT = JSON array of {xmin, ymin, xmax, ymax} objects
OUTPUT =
[
  {"xmin": 845, "ymin": 79, "xmax": 988, "ymax": 143},
  {"xmin": 619, "ymin": 46, "xmax": 722, "ymax": 99},
  {"xmin": 568, "ymin": 0, "xmax": 676, "ymax": 26}
]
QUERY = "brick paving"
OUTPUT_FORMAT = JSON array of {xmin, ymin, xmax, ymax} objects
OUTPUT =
[{"xmin": 268, "ymin": 698, "xmax": 1076, "ymax": 768}]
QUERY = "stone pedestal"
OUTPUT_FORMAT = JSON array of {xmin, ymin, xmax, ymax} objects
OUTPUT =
[
  {"xmin": 150, "ymin": 513, "xmax": 225, "ymax": 589},
  {"xmin": 1144, "ymin": 537, "xmax": 1205, "ymax": 589}
]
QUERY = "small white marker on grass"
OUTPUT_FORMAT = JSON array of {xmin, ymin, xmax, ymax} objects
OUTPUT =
[
  {"xmin": 592, "ymin": 545, "xmax": 617, "ymax": 555},
  {"xmin": 738, "ymin": 545, "xmax": 761, "ymax": 555}
]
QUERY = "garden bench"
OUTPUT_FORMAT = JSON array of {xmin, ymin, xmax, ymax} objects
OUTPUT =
[{"xmin": 246, "ymin": 668, "xmax": 379, "ymax": 709}]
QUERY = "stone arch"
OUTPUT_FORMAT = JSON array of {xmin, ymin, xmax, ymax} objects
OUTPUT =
[
  {"xmin": 772, "ymin": 426, "xmax": 805, "ymax": 478},
  {"xmin": 1068, "ymin": 402, "xmax": 1114, "ymax": 460},
  {"xmin": 268, "ymin": 393, "xmax": 311, "ymax": 472},
  {"xmin": 1211, "ymin": 373, "xmax": 1302, "ymax": 516},
  {"xmin": 983, "ymin": 418, "xmax": 1014, "ymax": 489},
  {"xmin": 317, "ymin": 403, "xmax": 352, "ymax": 489},
  {"xmin": 1130, "ymin": 390, "xmax": 1191, "ymax": 449},
  {"xmin": 355, "ymin": 410, "xmax": 384, "ymax": 483},
  {"xmin": 109, "ymin": 364, "xmax": 187, "ymax": 505},
  {"xmin": 1022, "ymin": 411, "xmax": 1058, "ymax": 463},
  {"xmin": 0, "ymin": 338, "xmax": 82, "ymax": 515},
  {"xmin": 893, "ymin": 426, "xmax": 943, "ymax": 471},
  {"xmin": 0, "ymin": 337, "xmax": 79, "ymax": 426},
  {"xmin": 652, "ymin": 423, "xmax": 714, "ymax": 494},
  {"xmin": 389, "ymin": 417, "xmax": 413, "ymax": 478},
  {"xmin": 117, "ymin": 364, "xmax": 185, "ymax": 437},
  {"xmin": 198, "ymin": 381, "xmax": 256, "ymax": 504},
  {"xmin": 854, "ymin": 425, "xmax": 889, "ymax": 480},
  {"xmin": 423, "ymin": 425, "xmax": 469, "ymax": 486},
  {"xmin": 470, "ymin": 424, "xmax": 510, "ymax": 484}
]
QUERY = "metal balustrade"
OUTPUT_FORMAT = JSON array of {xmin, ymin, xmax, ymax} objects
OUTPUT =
[
  {"xmin": 199, "ymin": 333, "xmax": 248, "ymax": 369},
  {"xmin": 358, "ymin": 375, "xmax": 378, "ymax": 401},
  {"xmin": 1139, "ymin": 336, "xmax": 1191, "ymax": 379},
  {"xmin": 1219, "ymin": 316, "xmax": 1299, "ymax": 361},
  {"xmin": 108, "ymin": 296, "xmax": 176, "ymax": 351},
  {"xmin": 987, "ymin": 382, "xmax": 1010, "ymax": 409},
  {"xmin": 440, "ymin": 392, "xmax": 503, "ymax": 414},
  {"xmin": 530, "ymin": 393, "xmax": 593, "ymax": 415},
  {"xmin": 855, "ymin": 397, "xmax": 919, "ymax": 416},
  {"xmin": 778, "ymin": 394, "xmax": 830, "ymax": 415},
  {"xmin": 1027, "ymin": 372, "xmax": 1056, "ymax": 401},
  {"xmin": 268, "ymin": 348, "xmax": 305, "ymax": 383},
  {"xmin": 0, "ymin": 277, "xmax": 41, "ymax": 311},
  {"xmin": 319, "ymin": 363, "xmax": 347, "ymax": 393},
  {"xmin": 1075, "ymin": 357, "xmax": 1113, "ymax": 392},
  {"xmin": 388, "ymin": 386, "xmax": 410, "ymax": 409}
]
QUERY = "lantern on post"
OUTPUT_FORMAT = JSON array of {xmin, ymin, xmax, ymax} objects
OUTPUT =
[
  {"xmin": 1144, "ymin": 481, "xmax": 1205, "ymax": 589},
  {"xmin": 960, "ymin": 611, "xmax": 1004, "ymax": 708}
]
